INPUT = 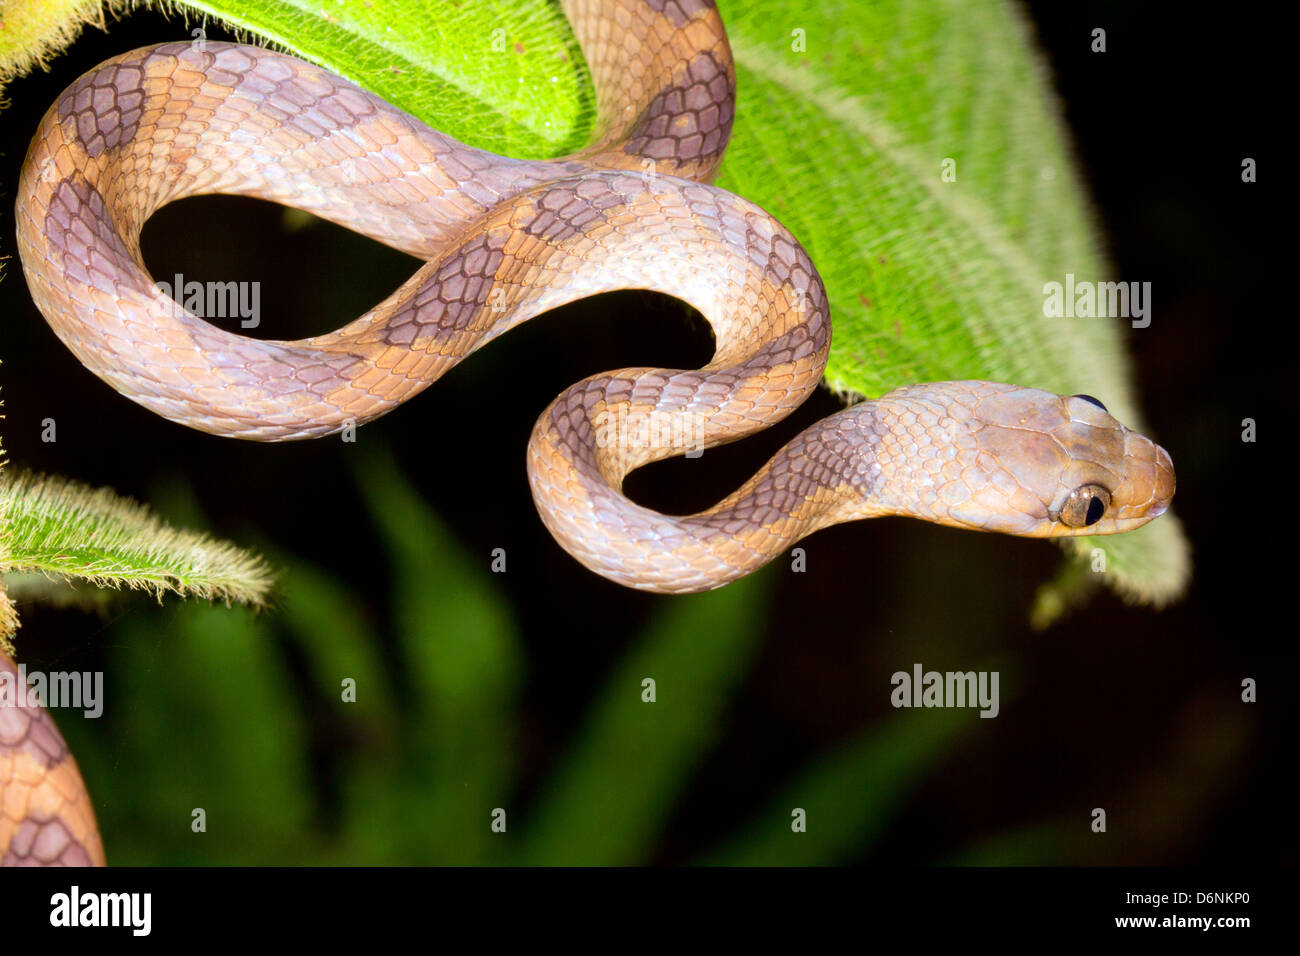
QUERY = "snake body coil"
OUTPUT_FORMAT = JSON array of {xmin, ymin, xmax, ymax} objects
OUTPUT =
[{"xmin": 5, "ymin": 0, "xmax": 1173, "ymax": 865}]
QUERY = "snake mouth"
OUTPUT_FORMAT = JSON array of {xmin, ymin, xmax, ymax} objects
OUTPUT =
[{"xmin": 1033, "ymin": 512, "xmax": 1152, "ymax": 538}]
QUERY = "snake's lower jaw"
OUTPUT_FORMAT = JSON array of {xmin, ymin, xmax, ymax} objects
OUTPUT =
[
  {"xmin": 947, "ymin": 510, "xmax": 1165, "ymax": 540},
  {"xmin": 940, "ymin": 502, "xmax": 1044, "ymax": 537},
  {"xmin": 1047, "ymin": 513, "xmax": 1162, "ymax": 538}
]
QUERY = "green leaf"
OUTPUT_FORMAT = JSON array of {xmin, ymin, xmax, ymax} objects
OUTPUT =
[
  {"xmin": 710, "ymin": 0, "xmax": 1188, "ymax": 607},
  {"xmin": 180, "ymin": 0, "xmax": 592, "ymax": 158},
  {"xmin": 2, "ymin": 0, "xmax": 594, "ymax": 155},
  {"xmin": 0, "ymin": 468, "xmax": 273, "ymax": 609},
  {"xmin": 0, "ymin": 0, "xmax": 103, "ymax": 83},
  {"xmin": 516, "ymin": 572, "xmax": 771, "ymax": 865},
  {"xmin": 0, "ymin": 569, "xmax": 119, "ymax": 612}
]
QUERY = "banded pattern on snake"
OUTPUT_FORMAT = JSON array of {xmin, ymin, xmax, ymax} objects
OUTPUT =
[{"xmin": 4, "ymin": 0, "xmax": 1173, "ymax": 864}]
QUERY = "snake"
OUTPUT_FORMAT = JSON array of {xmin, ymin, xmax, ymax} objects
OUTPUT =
[{"xmin": 5, "ymin": 0, "xmax": 1173, "ymax": 865}]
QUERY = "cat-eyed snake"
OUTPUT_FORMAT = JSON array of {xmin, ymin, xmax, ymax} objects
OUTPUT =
[{"xmin": 3, "ymin": 0, "xmax": 1173, "ymax": 864}]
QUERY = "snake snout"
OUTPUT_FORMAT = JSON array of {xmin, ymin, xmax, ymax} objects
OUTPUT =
[
  {"xmin": 1149, "ymin": 441, "xmax": 1176, "ymax": 515},
  {"xmin": 1118, "ymin": 431, "xmax": 1176, "ymax": 522}
]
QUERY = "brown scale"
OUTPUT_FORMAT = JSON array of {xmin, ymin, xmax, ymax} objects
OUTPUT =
[{"xmin": 0, "ymin": 654, "xmax": 105, "ymax": 866}]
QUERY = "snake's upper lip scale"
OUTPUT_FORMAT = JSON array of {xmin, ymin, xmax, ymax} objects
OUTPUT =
[{"xmin": 1147, "ymin": 441, "xmax": 1176, "ymax": 518}]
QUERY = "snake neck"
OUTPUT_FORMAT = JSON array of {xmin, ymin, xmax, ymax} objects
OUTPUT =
[
  {"xmin": 530, "ymin": 386, "xmax": 887, "ymax": 596},
  {"xmin": 528, "ymin": 384, "xmax": 1058, "ymax": 594}
]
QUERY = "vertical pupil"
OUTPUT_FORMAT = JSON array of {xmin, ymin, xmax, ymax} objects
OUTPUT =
[{"xmin": 1085, "ymin": 496, "xmax": 1105, "ymax": 525}]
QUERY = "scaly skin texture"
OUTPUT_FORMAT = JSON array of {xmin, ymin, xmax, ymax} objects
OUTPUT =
[
  {"xmin": 8, "ymin": 0, "xmax": 1174, "ymax": 864},
  {"xmin": 0, "ymin": 653, "xmax": 106, "ymax": 866}
]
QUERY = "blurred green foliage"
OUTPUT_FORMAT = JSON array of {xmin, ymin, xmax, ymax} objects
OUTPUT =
[{"xmin": 51, "ymin": 448, "xmax": 990, "ymax": 864}]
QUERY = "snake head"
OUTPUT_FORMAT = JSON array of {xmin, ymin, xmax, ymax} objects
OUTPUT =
[{"xmin": 871, "ymin": 381, "xmax": 1175, "ymax": 538}]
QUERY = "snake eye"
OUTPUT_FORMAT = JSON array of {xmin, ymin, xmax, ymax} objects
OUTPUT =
[
  {"xmin": 1060, "ymin": 484, "xmax": 1111, "ymax": 528},
  {"xmin": 1071, "ymin": 394, "xmax": 1108, "ymax": 412}
]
